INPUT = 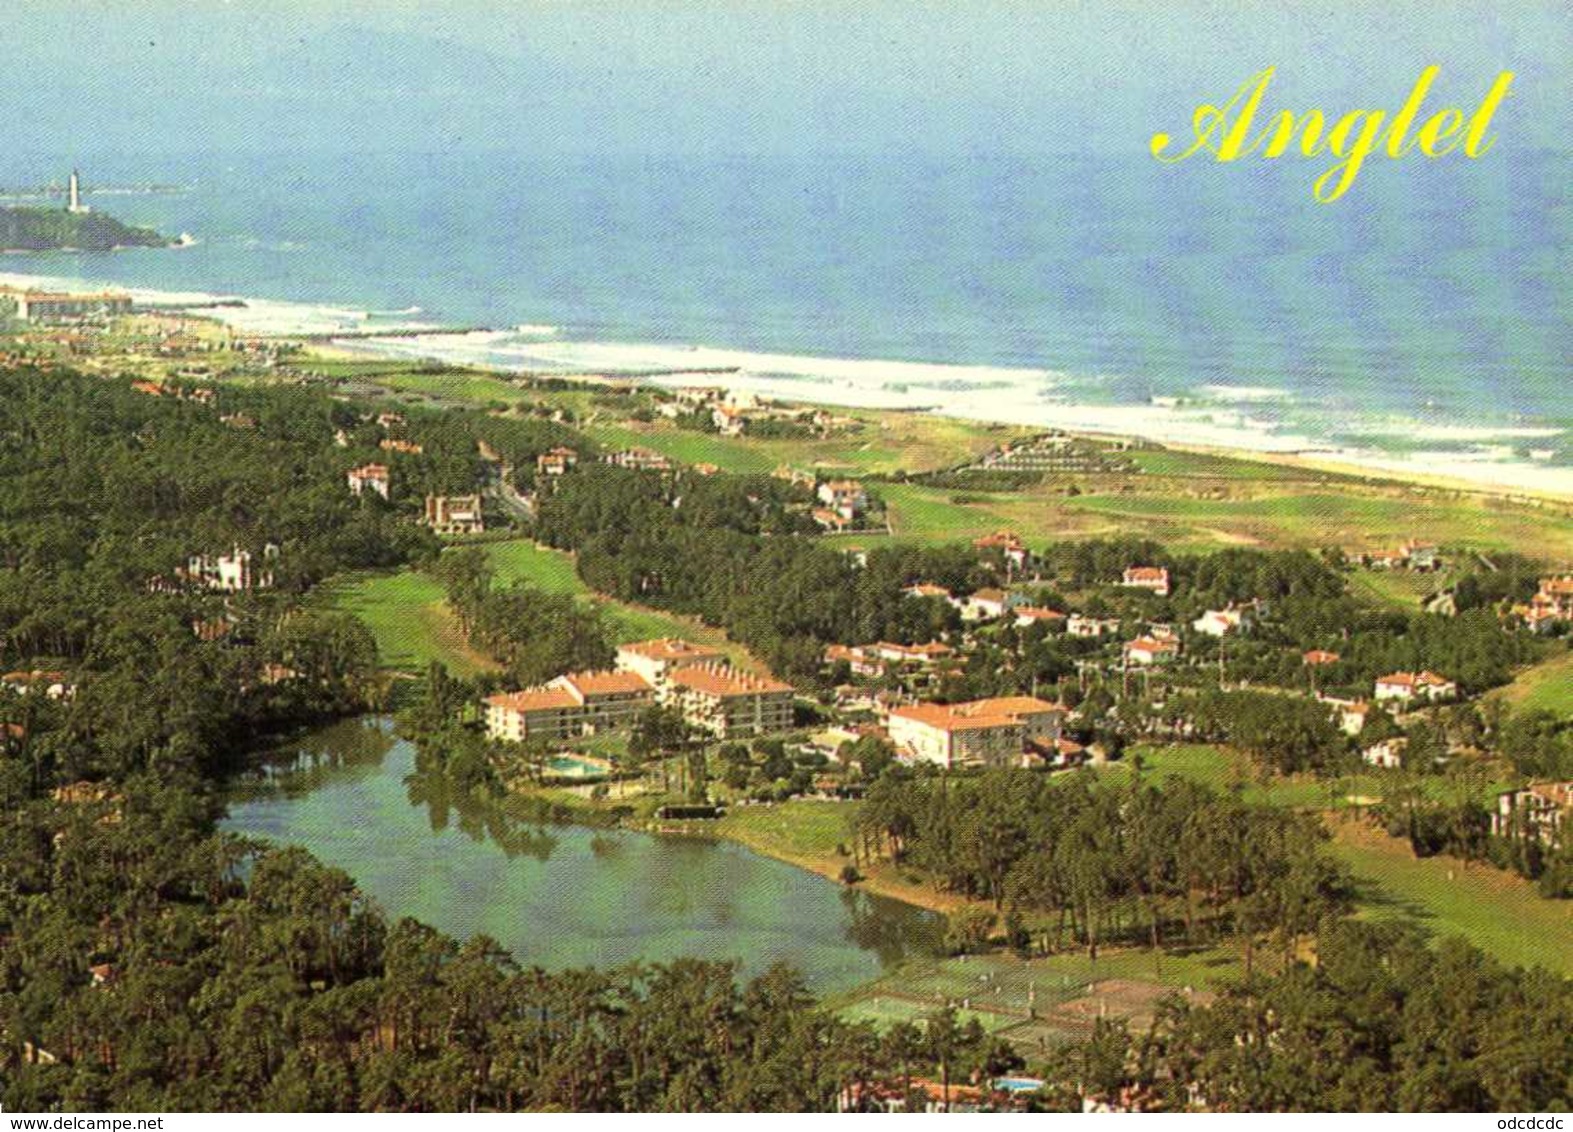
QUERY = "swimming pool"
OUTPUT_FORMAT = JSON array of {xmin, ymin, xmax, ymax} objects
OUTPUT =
[{"xmin": 546, "ymin": 754, "xmax": 612, "ymax": 780}]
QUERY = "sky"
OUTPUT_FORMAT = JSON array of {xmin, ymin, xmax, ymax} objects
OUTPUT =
[{"xmin": 0, "ymin": 1, "xmax": 1567, "ymax": 157}]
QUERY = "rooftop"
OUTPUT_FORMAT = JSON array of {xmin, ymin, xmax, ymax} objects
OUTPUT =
[
  {"xmin": 485, "ymin": 688, "xmax": 579, "ymax": 713},
  {"xmin": 668, "ymin": 663, "xmax": 793, "ymax": 697},
  {"xmin": 891, "ymin": 695, "xmax": 1062, "ymax": 732},
  {"xmin": 557, "ymin": 670, "xmax": 652, "ymax": 697},
  {"xmin": 617, "ymin": 637, "xmax": 725, "ymax": 663}
]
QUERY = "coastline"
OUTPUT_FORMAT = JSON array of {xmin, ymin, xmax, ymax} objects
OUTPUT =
[{"xmin": 2, "ymin": 263, "xmax": 1568, "ymax": 505}]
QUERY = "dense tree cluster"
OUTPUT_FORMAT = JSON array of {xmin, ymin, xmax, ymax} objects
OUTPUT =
[
  {"xmin": 435, "ymin": 547, "xmax": 613, "ymax": 687},
  {"xmin": 1068, "ymin": 919, "xmax": 1573, "ymax": 1112},
  {"xmin": 858, "ymin": 772, "xmax": 1351, "ymax": 974}
]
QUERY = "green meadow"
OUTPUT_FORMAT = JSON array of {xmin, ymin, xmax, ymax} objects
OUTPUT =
[
  {"xmin": 329, "ymin": 538, "xmax": 753, "ymax": 677},
  {"xmin": 1328, "ymin": 819, "xmax": 1573, "ymax": 975}
]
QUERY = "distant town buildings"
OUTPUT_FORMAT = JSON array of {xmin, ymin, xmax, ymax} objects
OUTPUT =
[
  {"xmin": 1, "ymin": 287, "xmax": 133, "ymax": 323},
  {"xmin": 614, "ymin": 638, "xmax": 726, "ymax": 686},
  {"xmin": 958, "ymin": 587, "xmax": 1013, "ymax": 622},
  {"xmin": 824, "ymin": 641, "xmax": 953, "ymax": 679},
  {"xmin": 1362, "ymin": 737, "xmax": 1407, "ymax": 769},
  {"xmin": 1066, "ymin": 614, "xmax": 1121, "ymax": 638},
  {"xmin": 1192, "ymin": 604, "xmax": 1256, "ymax": 637},
  {"xmin": 1013, "ymin": 605, "xmax": 1066, "ymax": 628},
  {"xmin": 1519, "ymin": 575, "xmax": 1573, "ymax": 632},
  {"xmin": 817, "ymin": 480, "xmax": 868, "ymax": 521},
  {"xmin": 1, "ymin": 670, "xmax": 74, "ymax": 699},
  {"xmin": 1357, "ymin": 541, "xmax": 1443, "ymax": 571}
]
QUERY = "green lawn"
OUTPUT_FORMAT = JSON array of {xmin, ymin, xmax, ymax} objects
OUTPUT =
[
  {"xmin": 1328, "ymin": 819, "xmax": 1573, "ymax": 975},
  {"xmin": 714, "ymin": 799, "xmax": 858, "ymax": 863},
  {"xmin": 1491, "ymin": 647, "xmax": 1573, "ymax": 717},
  {"xmin": 486, "ymin": 539, "xmax": 588, "ymax": 595},
  {"xmin": 1109, "ymin": 743, "xmax": 1505, "ymax": 811},
  {"xmin": 320, "ymin": 570, "xmax": 497, "ymax": 677},
  {"xmin": 329, "ymin": 539, "xmax": 756, "ymax": 677}
]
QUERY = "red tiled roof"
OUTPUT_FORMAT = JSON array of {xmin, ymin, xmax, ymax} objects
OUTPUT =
[
  {"xmin": 668, "ymin": 664, "xmax": 793, "ymax": 697},
  {"xmin": 617, "ymin": 638, "xmax": 724, "ymax": 663},
  {"xmin": 891, "ymin": 695, "xmax": 1062, "ymax": 733},
  {"xmin": 1376, "ymin": 670, "xmax": 1451, "ymax": 689},
  {"xmin": 1303, "ymin": 649, "xmax": 1340, "ymax": 665},
  {"xmin": 1123, "ymin": 566, "xmax": 1169, "ymax": 583},
  {"xmin": 1126, "ymin": 636, "xmax": 1179, "ymax": 653},
  {"xmin": 485, "ymin": 688, "xmax": 579, "ymax": 713},
  {"xmin": 558, "ymin": 670, "xmax": 652, "ymax": 697}
]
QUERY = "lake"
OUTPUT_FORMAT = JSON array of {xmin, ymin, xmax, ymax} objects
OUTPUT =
[{"xmin": 222, "ymin": 717, "xmax": 942, "ymax": 993}]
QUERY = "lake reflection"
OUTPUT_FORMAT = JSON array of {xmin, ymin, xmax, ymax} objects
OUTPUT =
[{"xmin": 223, "ymin": 717, "xmax": 942, "ymax": 992}]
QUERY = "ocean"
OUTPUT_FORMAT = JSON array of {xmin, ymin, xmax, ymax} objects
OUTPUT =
[{"xmin": 2, "ymin": 148, "xmax": 1569, "ymax": 492}]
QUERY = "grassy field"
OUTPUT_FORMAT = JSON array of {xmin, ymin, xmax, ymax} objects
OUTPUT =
[
  {"xmin": 331, "ymin": 538, "xmax": 757, "ymax": 677},
  {"xmin": 584, "ymin": 414, "xmax": 1025, "ymax": 478},
  {"xmin": 485, "ymin": 539, "xmax": 587, "ymax": 595},
  {"xmin": 1327, "ymin": 817, "xmax": 1573, "ymax": 975},
  {"xmin": 712, "ymin": 799, "xmax": 975, "ymax": 913},
  {"xmin": 1101, "ymin": 743, "xmax": 1502, "ymax": 811},
  {"xmin": 320, "ymin": 570, "xmax": 498, "ymax": 677},
  {"xmin": 1489, "ymin": 647, "xmax": 1573, "ymax": 717},
  {"xmin": 484, "ymin": 538, "xmax": 757, "ymax": 665},
  {"xmin": 872, "ymin": 475, "xmax": 1573, "ymax": 559}
]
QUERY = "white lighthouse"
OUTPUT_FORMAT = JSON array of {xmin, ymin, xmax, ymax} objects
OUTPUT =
[{"xmin": 66, "ymin": 169, "xmax": 89, "ymax": 214}]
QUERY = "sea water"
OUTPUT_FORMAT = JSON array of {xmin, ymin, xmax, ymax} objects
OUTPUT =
[{"xmin": 1, "ymin": 148, "xmax": 1567, "ymax": 489}]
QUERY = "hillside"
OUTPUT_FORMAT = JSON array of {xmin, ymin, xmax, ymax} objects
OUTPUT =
[{"xmin": 0, "ymin": 204, "xmax": 168, "ymax": 251}]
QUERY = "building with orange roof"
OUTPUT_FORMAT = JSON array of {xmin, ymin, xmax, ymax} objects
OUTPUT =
[
  {"xmin": 1373, "ymin": 670, "xmax": 1456, "ymax": 704},
  {"xmin": 536, "ymin": 446, "xmax": 578, "ymax": 476},
  {"xmin": 615, "ymin": 638, "xmax": 727, "ymax": 685},
  {"xmin": 887, "ymin": 695, "xmax": 1064, "ymax": 768},
  {"xmin": 1121, "ymin": 565, "xmax": 1171, "ymax": 596},
  {"xmin": 665, "ymin": 663, "xmax": 795, "ymax": 737},
  {"xmin": 973, "ymin": 530, "xmax": 1030, "ymax": 570},
  {"xmin": 1123, "ymin": 636, "xmax": 1180, "ymax": 666},
  {"xmin": 1013, "ymin": 605, "xmax": 1066, "ymax": 628},
  {"xmin": 484, "ymin": 669, "xmax": 656, "ymax": 743},
  {"xmin": 875, "ymin": 641, "xmax": 953, "ymax": 664},
  {"xmin": 347, "ymin": 462, "xmax": 390, "ymax": 499}
]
